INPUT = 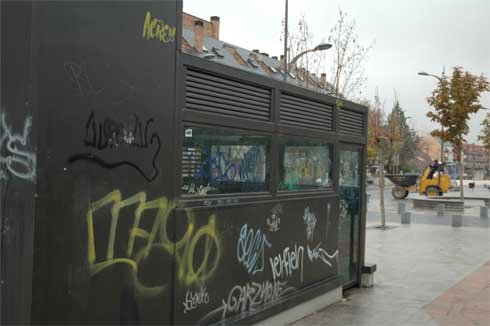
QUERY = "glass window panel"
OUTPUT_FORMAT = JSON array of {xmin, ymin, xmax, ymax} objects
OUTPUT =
[
  {"xmin": 279, "ymin": 139, "xmax": 333, "ymax": 191},
  {"xmin": 338, "ymin": 149, "xmax": 361, "ymax": 285},
  {"xmin": 182, "ymin": 127, "xmax": 270, "ymax": 195}
]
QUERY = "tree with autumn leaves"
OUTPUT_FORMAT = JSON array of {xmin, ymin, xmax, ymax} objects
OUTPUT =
[
  {"xmin": 426, "ymin": 67, "xmax": 489, "ymax": 197},
  {"xmin": 367, "ymin": 92, "xmax": 388, "ymax": 228}
]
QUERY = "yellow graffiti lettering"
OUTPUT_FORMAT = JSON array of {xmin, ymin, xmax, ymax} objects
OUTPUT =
[
  {"xmin": 86, "ymin": 190, "xmax": 221, "ymax": 298},
  {"xmin": 174, "ymin": 214, "xmax": 221, "ymax": 286},
  {"xmin": 142, "ymin": 11, "xmax": 176, "ymax": 45}
]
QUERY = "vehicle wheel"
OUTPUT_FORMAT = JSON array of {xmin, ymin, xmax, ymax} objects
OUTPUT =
[
  {"xmin": 425, "ymin": 186, "xmax": 441, "ymax": 197},
  {"xmin": 392, "ymin": 186, "xmax": 409, "ymax": 200}
]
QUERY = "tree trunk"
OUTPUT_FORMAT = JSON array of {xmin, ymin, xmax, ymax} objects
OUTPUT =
[
  {"xmin": 487, "ymin": 152, "xmax": 490, "ymax": 178},
  {"xmin": 460, "ymin": 150, "xmax": 465, "ymax": 201},
  {"xmin": 379, "ymin": 160, "xmax": 386, "ymax": 228}
]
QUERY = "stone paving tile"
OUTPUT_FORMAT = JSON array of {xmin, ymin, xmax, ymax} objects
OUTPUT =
[{"xmin": 425, "ymin": 261, "xmax": 490, "ymax": 326}]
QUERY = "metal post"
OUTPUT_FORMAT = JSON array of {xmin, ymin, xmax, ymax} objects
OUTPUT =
[
  {"xmin": 441, "ymin": 124, "xmax": 444, "ymax": 163},
  {"xmin": 283, "ymin": 0, "xmax": 288, "ymax": 81},
  {"xmin": 441, "ymin": 68, "xmax": 445, "ymax": 164}
]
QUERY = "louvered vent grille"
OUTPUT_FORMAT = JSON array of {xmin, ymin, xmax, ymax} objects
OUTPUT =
[
  {"xmin": 185, "ymin": 68, "xmax": 271, "ymax": 121},
  {"xmin": 339, "ymin": 109, "xmax": 365, "ymax": 136},
  {"xmin": 280, "ymin": 94, "xmax": 334, "ymax": 131}
]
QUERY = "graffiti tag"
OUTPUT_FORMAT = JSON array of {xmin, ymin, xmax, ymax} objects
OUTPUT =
[
  {"xmin": 183, "ymin": 287, "xmax": 210, "ymax": 314},
  {"xmin": 200, "ymin": 280, "xmax": 296, "ymax": 322},
  {"xmin": 142, "ymin": 11, "xmax": 176, "ymax": 45},
  {"xmin": 69, "ymin": 112, "xmax": 161, "ymax": 182},
  {"xmin": 237, "ymin": 224, "xmax": 271, "ymax": 275},
  {"xmin": 0, "ymin": 113, "xmax": 36, "ymax": 182},
  {"xmin": 86, "ymin": 190, "xmax": 221, "ymax": 298},
  {"xmin": 303, "ymin": 206, "xmax": 317, "ymax": 241},
  {"xmin": 269, "ymin": 244, "xmax": 304, "ymax": 282},
  {"xmin": 307, "ymin": 243, "xmax": 338, "ymax": 267},
  {"xmin": 267, "ymin": 204, "xmax": 283, "ymax": 232}
]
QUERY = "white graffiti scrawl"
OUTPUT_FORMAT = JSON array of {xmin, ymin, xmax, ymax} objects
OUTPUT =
[
  {"xmin": 267, "ymin": 204, "xmax": 283, "ymax": 232},
  {"xmin": 0, "ymin": 113, "xmax": 36, "ymax": 182},
  {"xmin": 303, "ymin": 207, "xmax": 317, "ymax": 241},
  {"xmin": 199, "ymin": 280, "xmax": 296, "ymax": 322},
  {"xmin": 183, "ymin": 287, "xmax": 210, "ymax": 314},
  {"xmin": 307, "ymin": 243, "xmax": 338, "ymax": 267}
]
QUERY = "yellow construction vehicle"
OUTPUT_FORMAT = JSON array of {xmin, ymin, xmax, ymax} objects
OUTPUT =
[{"xmin": 387, "ymin": 166, "xmax": 451, "ymax": 200}]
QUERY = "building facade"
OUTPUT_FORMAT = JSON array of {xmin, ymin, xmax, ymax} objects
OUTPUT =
[{"xmin": 464, "ymin": 143, "xmax": 490, "ymax": 179}]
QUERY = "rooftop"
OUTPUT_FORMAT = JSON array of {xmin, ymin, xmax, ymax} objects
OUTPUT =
[{"xmin": 181, "ymin": 13, "xmax": 335, "ymax": 95}]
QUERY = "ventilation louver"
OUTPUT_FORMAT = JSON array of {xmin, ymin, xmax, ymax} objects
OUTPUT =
[
  {"xmin": 280, "ymin": 94, "xmax": 334, "ymax": 131},
  {"xmin": 185, "ymin": 68, "xmax": 271, "ymax": 121},
  {"xmin": 339, "ymin": 109, "xmax": 365, "ymax": 137}
]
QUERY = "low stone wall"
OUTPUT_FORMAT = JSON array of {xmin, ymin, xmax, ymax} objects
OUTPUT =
[{"xmin": 412, "ymin": 198, "xmax": 464, "ymax": 212}]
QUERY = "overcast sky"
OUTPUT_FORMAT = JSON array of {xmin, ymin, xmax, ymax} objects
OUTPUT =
[{"xmin": 184, "ymin": 0, "xmax": 490, "ymax": 143}]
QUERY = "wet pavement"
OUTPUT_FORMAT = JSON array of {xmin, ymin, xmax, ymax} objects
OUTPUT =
[
  {"xmin": 292, "ymin": 184, "xmax": 490, "ymax": 326},
  {"xmin": 367, "ymin": 184, "xmax": 490, "ymax": 228}
]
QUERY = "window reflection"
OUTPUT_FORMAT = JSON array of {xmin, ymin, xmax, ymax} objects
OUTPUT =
[
  {"xmin": 279, "ymin": 139, "xmax": 333, "ymax": 191},
  {"xmin": 338, "ymin": 149, "xmax": 361, "ymax": 285}
]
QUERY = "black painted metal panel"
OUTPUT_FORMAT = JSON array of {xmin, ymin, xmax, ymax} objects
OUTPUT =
[
  {"xmin": 172, "ymin": 196, "xmax": 339, "ymax": 324},
  {"xmin": 26, "ymin": 1, "xmax": 180, "ymax": 324},
  {"xmin": 1, "ymin": 2, "xmax": 37, "ymax": 323}
]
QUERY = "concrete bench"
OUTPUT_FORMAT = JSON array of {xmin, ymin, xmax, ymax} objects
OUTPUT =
[
  {"xmin": 443, "ymin": 196, "xmax": 490, "ymax": 208},
  {"xmin": 411, "ymin": 198, "xmax": 464, "ymax": 212}
]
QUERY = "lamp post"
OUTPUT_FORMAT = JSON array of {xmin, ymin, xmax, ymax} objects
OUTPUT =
[
  {"xmin": 282, "ymin": 1, "xmax": 332, "ymax": 80},
  {"xmin": 283, "ymin": 0, "xmax": 288, "ymax": 81},
  {"xmin": 418, "ymin": 70, "xmax": 446, "ymax": 163}
]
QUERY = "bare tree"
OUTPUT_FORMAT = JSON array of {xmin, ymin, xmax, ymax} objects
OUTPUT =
[
  {"xmin": 326, "ymin": 9, "xmax": 374, "ymax": 99},
  {"xmin": 282, "ymin": 9, "xmax": 373, "ymax": 99}
]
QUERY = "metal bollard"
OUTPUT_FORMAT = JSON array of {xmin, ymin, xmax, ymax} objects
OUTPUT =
[
  {"xmin": 452, "ymin": 215, "xmax": 462, "ymax": 227},
  {"xmin": 480, "ymin": 207, "xmax": 488, "ymax": 219},
  {"xmin": 398, "ymin": 203, "xmax": 406, "ymax": 214},
  {"xmin": 401, "ymin": 212, "xmax": 411, "ymax": 224},
  {"xmin": 437, "ymin": 204, "xmax": 445, "ymax": 216}
]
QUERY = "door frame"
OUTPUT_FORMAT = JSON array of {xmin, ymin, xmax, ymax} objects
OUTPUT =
[{"xmin": 338, "ymin": 143, "xmax": 366, "ymax": 289}]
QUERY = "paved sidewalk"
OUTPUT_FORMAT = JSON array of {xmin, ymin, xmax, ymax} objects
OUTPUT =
[
  {"xmin": 292, "ymin": 223, "xmax": 490, "ymax": 326},
  {"xmin": 425, "ymin": 261, "xmax": 490, "ymax": 326}
]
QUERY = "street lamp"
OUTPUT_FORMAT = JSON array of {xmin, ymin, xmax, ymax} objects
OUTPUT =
[
  {"xmin": 417, "ymin": 71, "xmax": 442, "ymax": 81},
  {"xmin": 288, "ymin": 43, "xmax": 332, "ymax": 68},
  {"xmin": 418, "ymin": 70, "xmax": 446, "ymax": 163}
]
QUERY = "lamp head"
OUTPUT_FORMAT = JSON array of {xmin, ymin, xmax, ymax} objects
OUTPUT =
[{"xmin": 314, "ymin": 43, "xmax": 332, "ymax": 51}]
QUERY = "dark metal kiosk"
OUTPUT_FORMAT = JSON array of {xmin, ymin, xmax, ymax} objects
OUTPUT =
[{"xmin": 1, "ymin": 1, "xmax": 367, "ymax": 324}]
